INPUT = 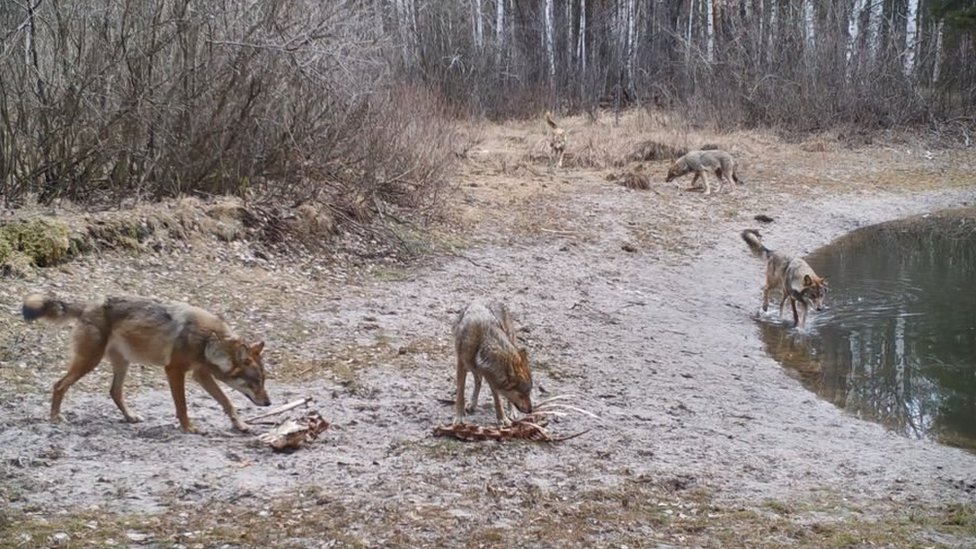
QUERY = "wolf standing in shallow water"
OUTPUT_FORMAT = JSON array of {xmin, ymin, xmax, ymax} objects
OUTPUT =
[
  {"xmin": 453, "ymin": 301, "xmax": 533, "ymax": 426},
  {"xmin": 22, "ymin": 294, "xmax": 271, "ymax": 434},
  {"xmin": 741, "ymin": 229, "xmax": 828, "ymax": 328}
]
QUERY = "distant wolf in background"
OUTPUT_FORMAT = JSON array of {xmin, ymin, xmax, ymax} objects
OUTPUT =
[
  {"xmin": 665, "ymin": 149, "xmax": 742, "ymax": 195},
  {"xmin": 741, "ymin": 229, "xmax": 828, "ymax": 328},
  {"xmin": 453, "ymin": 301, "xmax": 533, "ymax": 425},
  {"xmin": 545, "ymin": 110, "xmax": 567, "ymax": 168},
  {"xmin": 22, "ymin": 294, "xmax": 271, "ymax": 434}
]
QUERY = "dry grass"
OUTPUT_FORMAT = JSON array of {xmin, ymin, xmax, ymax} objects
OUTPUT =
[{"xmin": 2, "ymin": 485, "xmax": 973, "ymax": 549}]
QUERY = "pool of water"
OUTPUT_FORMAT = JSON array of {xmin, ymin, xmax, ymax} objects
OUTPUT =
[{"xmin": 757, "ymin": 208, "xmax": 976, "ymax": 451}]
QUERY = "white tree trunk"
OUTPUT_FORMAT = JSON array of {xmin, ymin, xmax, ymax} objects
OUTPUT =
[
  {"xmin": 577, "ymin": 0, "xmax": 587, "ymax": 74},
  {"xmin": 471, "ymin": 0, "xmax": 483, "ymax": 49},
  {"xmin": 495, "ymin": 0, "xmax": 504, "ymax": 44},
  {"xmin": 867, "ymin": 0, "xmax": 882, "ymax": 62},
  {"xmin": 932, "ymin": 20, "xmax": 944, "ymax": 83},
  {"xmin": 846, "ymin": 0, "xmax": 868, "ymax": 69},
  {"xmin": 686, "ymin": 0, "xmax": 695, "ymax": 66},
  {"xmin": 803, "ymin": 0, "xmax": 815, "ymax": 52},
  {"xmin": 545, "ymin": 0, "xmax": 556, "ymax": 81},
  {"xmin": 904, "ymin": 0, "xmax": 919, "ymax": 75},
  {"xmin": 627, "ymin": 0, "xmax": 637, "ymax": 82},
  {"xmin": 394, "ymin": 0, "xmax": 418, "ymax": 65},
  {"xmin": 705, "ymin": 0, "xmax": 714, "ymax": 63},
  {"xmin": 495, "ymin": 0, "xmax": 505, "ymax": 64}
]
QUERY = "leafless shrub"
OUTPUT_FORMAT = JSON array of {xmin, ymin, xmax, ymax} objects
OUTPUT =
[{"xmin": 0, "ymin": 1, "xmax": 453, "ymax": 219}]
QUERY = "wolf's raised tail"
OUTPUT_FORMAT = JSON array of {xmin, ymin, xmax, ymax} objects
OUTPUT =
[
  {"xmin": 545, "ymin": 110, "xmax": 559, "ymax": 130},
  {"xmin": 741, "ymin": 229, "xmax": 771, "ymax": 259},
  {"xmin": 22, "ymin": 294, "xmax": 86, "ymax": 323}
]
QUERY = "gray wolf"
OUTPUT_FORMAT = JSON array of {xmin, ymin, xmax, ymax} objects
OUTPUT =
[
  {"xmin": 453, "ymin": 301, "xmax": 533, "ymax": 425},
  {"xmin": 741, "ymin": 229, "xmax": 828, "ymax": 328},
  {"xmin": 22, "ymin": 294, "xmax": 271, "ymax": 434},
  {"xmin": 665, "ymin": 149, "xmax": 741, "ymax": 195},
  {"xmin": 545, "ymin": 111, "xmax": 567, "ymax": 168}
]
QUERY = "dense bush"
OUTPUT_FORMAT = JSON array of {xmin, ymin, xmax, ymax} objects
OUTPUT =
[{"xmin": 0, "ymin": 1, "xmax": 455, "ymax": 209}]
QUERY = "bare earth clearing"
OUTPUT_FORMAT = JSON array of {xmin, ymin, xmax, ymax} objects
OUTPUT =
[{"xmin": 2, "ymin": 114, "xmax": 976, "ymax": 548}]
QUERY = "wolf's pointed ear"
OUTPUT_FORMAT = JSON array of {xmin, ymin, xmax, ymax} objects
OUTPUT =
[
  {"xmin": 820, "ymin": 276, "xmax": 829, "ymax": 286},
  {"xmin": 803, "ymin": 274, "xmax": 813, "ymax": 286},
  {"xmin": 205, "ymin": 336, "xmax": 234, "ymax": 374},
  {"xmin": 250, "ymin": 341, "xmax": 265, "ymax": 357},
  {"xmin": 233, "ymin": 342, "xmax": 250, "ymax": 365}
]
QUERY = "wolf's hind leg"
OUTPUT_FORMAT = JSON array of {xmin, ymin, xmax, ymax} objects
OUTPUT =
[{"xmin": 51, "ymin": 325, "xmax": 108, "ymax": 423}]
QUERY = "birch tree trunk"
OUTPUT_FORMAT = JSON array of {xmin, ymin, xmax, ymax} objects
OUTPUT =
[
  {"xmin": 705, "ymin": 0, "xmax": 715, "ymax": 63},
  {"xmin": 904, "ymin": 0, "xmax": 919, "ymax": 76},
  {"xmin": 627, "ymin": 0, "xmax": 638, "ymax": 86},
  {"xmin": 846, "ymin": 0, "xmax": 868, "ymax": 71},
  {"xmin": 395, "ymin": 0, "xmax": 416, "ymax": 66},
  {"xmin": 932, "ymin": 19, "xmax": 944, "ymax": 83},
  {"xmin": 471, "ymin": 0, "xmax": 483, "ymax": 49},
  {"xmin": 866, "ymin": 0, "xmax": 882, "ymax": 62},
  {"xmin": 577, "ymin": 0, "xmax": 587, "ymax": 74},
  {"xmin": 545, "ymin": 0, "xmax": 556, "ymax": 82},
  {"xmin": 802, "ymin": 0, "xmax": 815, "ymax": 53}
]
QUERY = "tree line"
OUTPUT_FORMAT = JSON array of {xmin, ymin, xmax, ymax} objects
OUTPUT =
[
  {"xmin": 394, "ymin": 0, "xmax": 975, "ymax": 126},
  {"xmin": 1, "ymin": 1, "xmax": 973, "ymax": 206}
]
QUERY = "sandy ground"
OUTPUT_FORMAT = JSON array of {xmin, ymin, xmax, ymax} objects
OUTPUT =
[{"xmin": 2, "ymin": 118, "xmax": 976, "ymax": 548}]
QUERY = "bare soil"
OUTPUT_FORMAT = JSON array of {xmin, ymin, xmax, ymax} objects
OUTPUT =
[{"xmin": 2, "ymin": 113, "xmax": 976, "ymax": 548}]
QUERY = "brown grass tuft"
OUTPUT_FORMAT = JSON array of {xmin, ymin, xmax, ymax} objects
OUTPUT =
[
  {"xmin": 617, "ymin": 172, "xmax": 652, "ymax": 190},
  {"xmin": 631, "ymin": 140, "xmax": 688, "ymax": 162}
]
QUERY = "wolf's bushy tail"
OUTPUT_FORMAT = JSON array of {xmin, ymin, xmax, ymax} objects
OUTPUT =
[
  {"xmin": 545, "ymin": 111, "xmax": 559, "ymax": 130},
  {"xmin": 22, "ymin": 294, "xmax": 86, "ymax": 323},
  {"xmin": 741, "ymin": 229, "xmax": 771, "ymax": 259}
]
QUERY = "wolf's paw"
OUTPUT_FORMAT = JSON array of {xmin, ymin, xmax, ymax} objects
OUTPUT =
[
  {"xmin": 124, "ymin": 413, "xmax": 145, "ymax": 423},
  {"xmin": 180, "ymin": 423, "xmax": 203, "ymax": 435}
]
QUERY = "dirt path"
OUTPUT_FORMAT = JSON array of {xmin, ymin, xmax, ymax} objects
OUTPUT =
[{"xmin": 2, "ymin": 124, "xmax": 976, "ymax": 547}]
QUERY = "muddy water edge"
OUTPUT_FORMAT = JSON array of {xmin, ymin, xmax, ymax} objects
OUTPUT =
[{"xmin": 760, "ymin": 207, "xmax": 976, "ymax": 452}]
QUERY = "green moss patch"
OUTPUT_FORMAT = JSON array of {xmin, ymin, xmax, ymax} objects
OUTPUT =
[{"xmin": 0, "ymin": 219, "xmax": 72, "ymax": 269}]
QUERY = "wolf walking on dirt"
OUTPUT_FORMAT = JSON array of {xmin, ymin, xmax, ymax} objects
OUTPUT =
[
  {"xmin": 665, "ymin": 149, "xmax": 742, "ymax": 195},
  {"xmin": 741, "ymin": 230, "xmax": 828, "ymax": 328},
  {"xmin": 22, "ymin": 294, "xmax": 271, "ymax": 434},
  {"xmin": 453, "ymin": 301, "xmax": 533, "ymax": 426}
]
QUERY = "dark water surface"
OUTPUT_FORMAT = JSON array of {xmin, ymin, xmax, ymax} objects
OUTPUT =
[{"xmin": 758, "ymin": 208, "xmax": 976, "ymax": 451}]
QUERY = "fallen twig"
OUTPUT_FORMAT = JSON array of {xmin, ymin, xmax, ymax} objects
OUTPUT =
[{"xmin": 245, "ymin": 396, "xmax": 313, "ymax": 424}]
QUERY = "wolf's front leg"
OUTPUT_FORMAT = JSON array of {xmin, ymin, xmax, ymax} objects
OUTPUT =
[
  {"xmin": 490, "ymin": 389, "xmax": 512, "ymax": 427},
  {"xmin": 466, "ymin": 372, "xmax": 482, "ymax": 414},
  {"xmin": 454, "ymin": 359, "xmax": 468, "ymax": 425}
]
